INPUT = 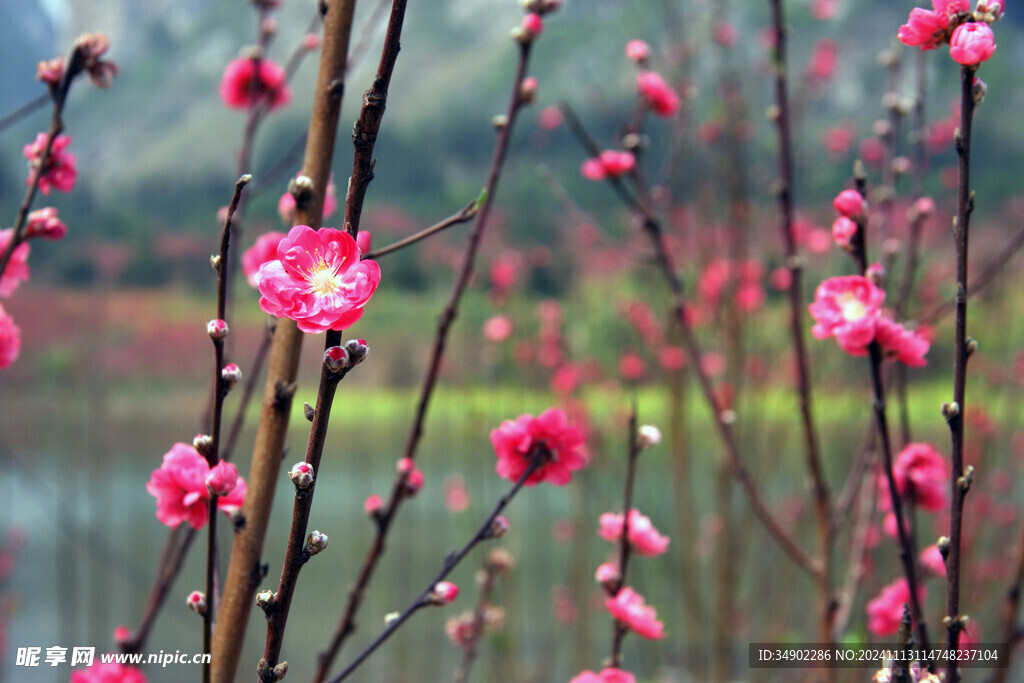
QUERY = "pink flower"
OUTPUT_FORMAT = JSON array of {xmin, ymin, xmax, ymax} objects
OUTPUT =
[
  {"xmin": 874, "ymin": 318, "xmax": 929, "ymax": 366},
  {"xmin": 833, "ymin": 189, "xmax": 865, "ymax": 218},
  {"xmin": 36, "ymin": 56, "xmax": 64, "ymax": 86},
  {"xmin": 146, "ymin": 443, "xmax": 247, "ymax": 529},
  {"xmin": 356, "ymin": 230, "xmax": 371, "ymax": 254},
  {"xmin": 637, "ymin": 71, "xmax": 680, "ymax": 117},
  {"xmin": 256, "ymin": 225, "xmax": 381, "ymax": 333},
  {"xmin": 483, "ymin": 314, "xmax": 514, "ymax": 343},
  {"xmin": 809, "ymin": 276, "xmax": 886, "ymax": 355},
  {"xmin": 625, "ymin": 40, "xmax": 650, "ymax": 63},
  {"xmin": 581, "ymin": 151, "xmax": 636, "ymax": 181},
  {"xmin": 811, "ymin": 0, "xmax": 838, "ymax": 20},
  {"xmin": 364, "ymin": 494, "xmax": 383, "ymax": 515},
  {"xmin": 949, "ymin": 22, "xmax": 996, "ymax": 65},
  {"xmin": 490, "ymin": 408, "xmax": 586, "ymax": 486},
  {"xmin": 443, "ymin": 474, "xmax": 471, "ymax": 513},
  {"xmin": 831, "ymin": 217, "xmax": 857, "ymax": 248},
  {"xmin": 595, "ymin": 562, "xmax": 620, "ymax": 586},
  {"xmin": 570, "ymin": 669, "xmax": 636, "ymax": 683},
  {"xmin": 0, "ymin": 229, "xmax": 30, "ymax": 297},
  {"xmin": 898, "ymin": 0, "xmax": 969, "ymax": 50},
  {"xmin": 605, "ymin": 587, "xmax": 664, "ymax": 639},
  {"xmin": 658, "ymin": 345, "xmax": 686, "ymax": 371},
  {"xmin": 71, "ymin": 661, "xmax": 147, "ymax": 683},
  {"xmin": 808, "ymin": 39, "xmax": 838, "ymax": 82},
  {"xmin": 598, "ymin": 509, "xmax": 670, "ymax": 556},
  {"xmin": 920, "ymin": 544, "xmax": 946, "ymax": 576},
  {"xmin": 0, "ymin": 305, "xmax": 21, "ymax": 370},
  {"xmin": 303, "ymin": 33, "xmax": 320, "ymax": 50},
  {"xmin": 430, "ymin": 581, "xmax": 459, "ymax": 605},
  {"xmin": 866, "ymin": 577, "xmax": 924, "ymax": 637},
  {"xmin": 823, "ymin": 125, "xmax": 855, "ymax": 156},
  {"xmin": 619, "ymin": 351, "xmax": 645, "ymax": 381},
  {"xmin": 522, "ymin": 13, "xmax": 543, "ymax": 35},
  {"xmin": 242, "ymin": 231, "xmax": 286, "ymax": 287},
  {"xmin": 23, "ymin": 132, "xmax": 76, "ymax": 194},
  {"xmin": 206, "ymin": 461, "xmax": 240, "ymax": 497},
  {"xmin": 220, "ymin": 58, "xmax": 291, "ymax": 111},
  {"xmin": 538, "ymin": 105, "xmax": 563, "ymax": 129},
  {"xmin": 893, "ymin": 442, "xmax": 947, "ymax": 511},
  {"xmin": 278, "ymin": 174, "xmax": 337, "ymax": 224},
  {"xmin": 25, "ymin": 207, "xmax": 67, "ymax": 240}
]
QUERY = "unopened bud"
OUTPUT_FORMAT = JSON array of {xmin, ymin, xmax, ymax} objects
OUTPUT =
[
  {"xmin": 206, "ymin": 461, "xmax": 239, "ymax": 497},
  {"xmin": 304, "ymin": 402, "xmax": 315, "ymax": 422},
  {"xmin": 765, "ymin": 105, "xmax": 779, "ymax": 122},
  {"xmin": 942, "ymin": 401, "xmax": 961, "ymax": 420},
  {"xmin": 487, "ymin": 515, "xmax": 510, "ymax": 539},
  {"xmin": 636, "ymin": 424, "xmax": 661, "ymax": 449},
  {"xmin": 345, "ymin": 339, "xmax": 370, "ymax": 366},
  {"xmin": 289, "ymin": 462, "xmax": 315, "ymax": 489},
  {"xmin": 384, "ymin": 611, "xmax": 400, "ymax": 625},
  {"xmin": 323, "ymin": 346, "xmax": 349, "ymax": 373},
  {"xmin": 966, "ymin": 337, "xmax": 978, "ymax": 357},
  {"xmin": 186, "ymin": 590, "xmax": 207, "ymax": 615},
  {"xmin": 492, "ymin": 114, "xmax": 509, "ymax": 129},
  {"xmin": 520, "ymin": 13, "xmax": 543, "ymax": 37},
  {"xmin": 486, "ymin": 548, "xmax": 515, "ymax": 573},
  {"xmin": 193, "ymin": 434, "xmax": 213, "ymax": 456},
  {"xmin": 518, "ymin": 76, "xmax": 538, "ymax": 104},
  {"xmin": 256, "ymin": 589, "xmax": 275, "ymax": 609},
  {"xmin": 210, "ymin": 254, "xmax": 221, "ymax": 270},
  {"xmin": 305, "ymin": 529, "xmax": 328, "ymax": 556},
  {"xmin": 207, "ymin": 319, "xmax": 229, "ymax": 340},
  {"xmin": 595, "ymin": 562, "xmax": 620, "ymax": 592},
  {"xmin": 221, "ymin": 363, "xmax": 242, "ymax": 389},
  {"xmin": 866, "ymin": 262, "xmax": 884, "ymax": 286},
  {"xmin": 937, "ymin": 536, "xmax": 950, "ymax": 556},
  {"xmin": 428, "ymin": 581, "xmax": 459, "ymax": 606}
]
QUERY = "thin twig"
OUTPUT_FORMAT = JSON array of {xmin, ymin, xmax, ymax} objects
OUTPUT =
[
  {"xmin": 0, "ymin": 92, "xmax": 50, "ymax": 135},
  {"xmin": 363, "ymin": 200, "xmax": 478, "ymax": 259},
  {"xmin": 328, "ymin": 446, "xmax": 551, "ymax": 683},
  {"xmin": 608, "ymin": 406, "xmax": 640, "ymax": 669}
]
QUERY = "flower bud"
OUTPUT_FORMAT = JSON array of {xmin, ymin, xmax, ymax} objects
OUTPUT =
[
  {"xmin": 636, "ymin": 425, "xmax": 662, "ymax": 449},
  {"xmin": 305, "ymin": 529, "xmax": 328, "ymax": 556},
  {"xmin": 193, "ymin": 434, "xmax": 213, "ymax": 456},
  {"xmin": 303, "ymin": 33, "xmax": 320, "ymax": 50},
  {"xmin": 486, "ymin": 548, "xmax": 515, "ymax": 573},
  {"xmin": 344, "ymin": 339, "xmax": 370, "ymax": 366},
  {"xmin": 518, "ymin": 76, "xmax": 538, "ymax": 104},
  {"xmin": 206, "ymin": 461, "xmax": 239, "ymax": 497},
  {"xmin": 25, "ymin": 208, "xmax": 67, "ymax": 240},
  {"xmin": 364, "ymin": 494, "xmax": 383, "ymax": 516},
  {"xmin": 384, "ymin": 611, "xmax": 400, "ymax": 625},
  {"xmin": 303, "ymin": 402, "xmax": 315, "ymax": 422},
  {"xmin": 625, "ymin": 39, "xmax": 650, "ymax": 63},
  {"xmin": 221, "ymin": 363, "xmax": 242, "ymax": 389},
  {"xmin": 323, "ymin": 346, "xmax": 349, "ymax": 373},
  {"xmin": 289, "ymin": 462, "xmax": 315, "ymax": 490},
  {"xmin": 492, "ymin": 114, "xmax": 509, "ymax": 129},
  {"xmin": 428, "ymin": 581, "xmax": 459, "ymax": 606},
  {"xmin": 913, "ymin": 196, "xmax": 935, "ymax": 218},
  {"xmin": 207, "ymin": 319, "xmax": 229, "ymax": 340},
  {"xmin": 187, "ymin": 590, "xmax": 207, "ymax": 615},
  {"xmin": 488, "ymin": 515, "xmax": 510, "ymax": 539},
  {"xmin": 521, "ymin": 13, "xmax": 543, "ymax": 36},
  {"xmin": 256, "ymin": 589, "xmax": 275, "ymax": 609},
  {"xmin": 972, "ymin": 76, "xmax": 987, "ymax": 106},
  {"xmin": 595, "ymin": 562, "xmax": 620, "ymax": 592}
]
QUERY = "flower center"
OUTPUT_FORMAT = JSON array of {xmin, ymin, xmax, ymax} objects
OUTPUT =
[
  {"xmin": 839, "ymin": 292, "xmax": 866, "ymax": 321},
  {"xmin": 307, "ymin": 258, "xmax": 342, "ymax": 297}
]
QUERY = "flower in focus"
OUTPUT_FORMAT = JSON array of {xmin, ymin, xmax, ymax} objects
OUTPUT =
[
  {"xmin": 637, "ymin": 71, "xmax": 680, "ymax": 117},
  {"xmin": 0, "ymin": 305, "xmax": 21, "ymax": 370},
  {"xmin": 0, "ymin": 230, "xmax": 30, "ymax": 297},
  {"xmin": 570, "ymin": 669, "xmax": 637, "ymax": 683},
  {"xmin": 808, "ymin": 276, "xmax": 886, "ymax": 355},
  {"xmin": 490, "ymin": 408, "xmax": 586, "ymax": 486},
  {"xmin": 874, "ymin": 317, "xmax": 930, "ymax": 367},
  {"xmin": 892, "ymin": 442, "xmax": 948, "ymax": 511},
  {"xmin": 146, "ymin": 443, "xmax": 247, "ymax": 529},
  {"xmin": 23, "ymin": 132, "xmax": 76, "ymax": 194},
  {"xmin": 220, "ymin": 57, "xmax": 291, "ymax": 111},
  {"xmin": 70, "ymin": 661, "xmax": 147, "ymax": 683},
  {"xmin": 605, "ymin": 587, "xmax": 664, "ymax": 639},
  {"xmin": 866, "ymin": 577, "xmax": 924, "ymax": 637},
  {"xmin": 242, "ymin": 231, "xmax": 286, "ymax": 287},
  {"xmin": 25, "ymin": 207, "xmax": 67, "ymax": 240},
  {"xmin": 581, "ymin": 150, "xmax": 636, "ymax": 181},
  {"xmin": 949, "ymin": 21, "xmax": 996, "ymax": 65},
  {"xmin": 256, "ymin": 225, "xmax": 381, "ymax": 333},
  {"xmin": 898, "ymin": 1, "xmax": 969, "ymax": 50},
  {"xmin": 278, "ymin": 173, "xmax": 338, "ymax": 224},
  {"xmin": 598, "ymin": 509, "xmax": 670, "ymax": 557}
]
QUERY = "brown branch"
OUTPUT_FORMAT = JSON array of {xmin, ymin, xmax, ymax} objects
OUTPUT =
[
  {"xmin": 362, "ymin": 199, "xmax": 478, "ymax": 260},
  {"xmin": 607, "ymin": 407, "xmax": 640, "ymax": 669},
  {"xmin": 0, "ymin": 92, "xmax": 50, "ymax": 135},
  {"xmin": 452, "ymin": 556, "xmax": 501, "ymax": 683},
  {"xmin": 209, "ymin": 0, "xmax": 358, "ymax": 679},
  {"xmin": 313, "ymin": 32, "xmax": 538, "ymax": 681}
]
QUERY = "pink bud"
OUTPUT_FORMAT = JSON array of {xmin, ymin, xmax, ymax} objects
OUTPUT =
[
  {"xmin": 522, "ymin": 13, "xmax": 543, "ymax": 36},
  {"xmin": 207, "ymin": 319, "xmax": 229, "ymax": 340},
  {"xmin": 364, "ymin": 494, "xmax": 383, "ymax": 516},
  {"xmin": 914, "ymin": 196, "xmax": 935, "ymax": 217},
  {"xmin": 831, "ymin": 217, "xmax": 857, "ymax": 249},
  {"xmin": 345, "ymin": 338, "xmax": 370, "ymax": 366},
  {"xmin": 25, "ymin": 208, "xmax": 67, "ymax": 240},
  {"xmin": 625, "ymin": 40, "xmax": 650, "ymax": 63},
  {"xmin": 36, "ymin": 57, "xmax": 65, "ymax": 86},
  {"xmin": 206, "ymin": 461, "xmax": 239, "ymax": 497},
  {"xmin": 489, "ymin": 515, "xmax": 510, "ymax": 539},
  {"xmin": 949, "ymin": 22, "xmax": 996, "ymax": 66},
  {"xmin": 832, "ymin": 189, "xmax": 865, "ymax": 218},
  {"xmin": 519, "ymin": 76, "xmax": 538, "ymax": 104},
  {"xmin": 112, "ymin": 625, "xmax": 132, "ymax": 646},
  {"xmin": 356, "ymin": 230, "xmax": 372, "ymax": 254},
  {"xmin": 303, "ymin": 33, "xmax": 320, "ymax": 50},
  {"xmin": 397, "ymin": 457, "xmax": 414, "ymax": 475},
  {"xmin": 289, "ymin": 462, "xmax": 315, "ymax": 489},
  {"xmin": 305, "ymin": 529, "xmax": 329, "ymax": 556},
  {"xmin": 221, "ymin": 362, "xmax": 242, "ymax": 389},
  {"xmin": 405, "ymin": 469, "xmax": 425, "ymax": 495},
  {"xmin": 323, "ymin": 346, "xmax": 350, "ymax": 373},
  {"xmin": 713, "ymin": 22, "xmax": 738, "ymax": 47},
  {"xmin": 429, "ymin": 581, "xmax": 459, "ymax": 605},
  {"xmin": 595, "ymin": 562, "xmax": 620, "ymax": 589},
  {"xmin": 187, "ymin": 591, "xmax": 207, "ymax": 615}
]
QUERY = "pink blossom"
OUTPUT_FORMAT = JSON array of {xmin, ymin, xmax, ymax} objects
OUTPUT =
[
  {"xmin": 430, "ymin": 581, "xmax": 459, "ymax": 605},
  {"xmin": 70, "ymin": 661, "xmax": 147, "ymax": 683},
  {"xmin": 949, "ymin": 22, "xmax": 996, "ymax": 65},
  {"xmin": 811, "ymin": 0, "xmax": 838, "ymax": 20},
  {"xmin": 303, "ymin": 33, "xmax": 320, "ymax": 50},
  {"xmin": 538, "ymin": 105, "xmax": 563, "ymax": 129},
  {"xmin": 36, "ymin": 57, "xmax": 64, "ymax": 86},
  {"xmin": 220, "ymin": 57, "xmax": 291, "ymax": 111},
  {"xmin": 713, "ymin": 22, "xmax": 738, "ymax": 47},
  {"xmin": 809, "ymin": 276, "xmax": 886, "ymax": 355},
  {"xmin": 0, "ymin": 229, "xmax": 30, "ymax": 297},
  {"xmin": 490, "ymin": 408, "xmax": 586, "ymax": 486},
  {"xmin": 364, "ymin": 494, "xmax": 383, "ymax": 515},
  {"xmin": 625, "ymin": 40, "xmax": 650, "ymax": 63},
  {"xmin": 605, "ymin": 587, "xmax": 664, "ymax": 639},
  {"xmin": 570, "ymin": 669, "xmax": 636, "ymax": 683},
  {"xmin": 893, "ymin": 442, "xmax": 948, "ymax": 511},
  {"xmin": 443, "ymin": 474, "xmax": 471, "ymax": 513},
  {"xmin": 25, "ymin": 207, "xmax": 67, "ymax": 240},
  {"xmin": 256, "ymin": 225, "xmax": 381, "ymax": 334},
  {"xmin": 356, "ymin": 230, "xmax": 371, "ymax": 254},
  {"xmin": 808, "ymin": 39, "xmax": 838, "ymax": 82},
  {"xmin": 23, "ymin": 132, "xmax": 76, "ymax": 194},
  {"xmin": 206, "ymin": 461, "xmax": 240, "ymax": 497},
  {"xmin": 831, "ymin": 217, "xmax": 857, "ymax": 248},
  {"xmin": 278, "ymin": 174, "xmax": 337, "ymax": 224},
  {"xmin": 637, "ymin": 71, "xmax": 680, "ymax": 117},
  {"xmin": 833, "ymin": 189, "xmax": 865, "ymax": 218},
  {"xmin": 595, "ymin": 562, "xmax": 620, "ymax": 586},
  {"xmin": 914, "ymin": 196, "xmax": 936, "ymax": 217},
  {"xmin": 242, "ymin": 231, "xmax": 286, "ymax": 287},
  {"xmin": 146, "ymin": 443, "xmax": 247, "ymax": 529},
  {"xmin": 598, "ymin": 509, "xmax": 670, "ymax": 556},
  {"xmin": 483, "ymin": 314, "xmax": 514, "ymax": 343},
  {"xmin": 874, "ymin": 318, "xmax": 930, "ymax": 367},
  {"xmin": 0, "ymin": 305, "xmax": 21, "ymax": 370},
  {"xmin": 920, "ymin": 544, "xmax": 946, "ymax": 576},
  {"xmin": 658, "ymin": 345, "xmax": 686, "ymax": 371},
  {"xmin": 522, "ymin": 13, "xmax": 543, "ymax": 35},
  {"xmin": 898, "ymin": 5, "xmax": 956, "ymax": 50},
  {"xmin": 581, "ymin": 151, "xmax": 636, "ymax": 181},
  {"xmin": 619, "ymin": 351, "xmax": 645, "ymax": 381},
  {"xmin": 866, "ymin": 577, "xmax": 924, "ymax": 636}
]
